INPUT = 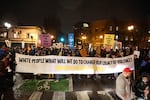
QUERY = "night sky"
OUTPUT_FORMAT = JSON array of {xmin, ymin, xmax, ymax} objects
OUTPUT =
[{"xmin": 0, "ymin": 0, "xmax": 149, "ymax": 33}]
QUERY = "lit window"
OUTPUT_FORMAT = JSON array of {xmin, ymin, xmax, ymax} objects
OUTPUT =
[
  {"xmin": 14, "ymin": 33, "xmax": 17, "ymax": 38},
  {"xmin": 0, "ymin": 32, "xmax": 7, "ymax": 38},
  {"xmin": 3, "ymin": 32, "xmax": 7, "ymax": 37},
  {"xmin": 148, "ymin": 37, "xmax": 150, "ymax": 42},
  {"xmin": 125, "ymin": 36, "xmax": 128, "ymax": 41},
  {"xmin": 109, "ymin": 26, "xmax": 113, "ymax": 31},
  {"xmin": 116, "ymin": 26, "xmax": 119, "ymax": 31},
  {"xmin": 0, "ymin": 33, "xmax": 3, "ymax": 37},
  {"xmin": 14, "ymin": 31, "xmax": 21, "ymax": 38},
  {"xmin": 115, "ymin": 35, "xmax": 118, "ymax": 40},
  {"xmin": 130, "ymin": 37, "xmax": 133, "ymax": 41}
]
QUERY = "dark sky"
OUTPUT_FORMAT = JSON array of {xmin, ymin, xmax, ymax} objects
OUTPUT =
[{"xmin": 0, "ymin": 0, "xmax": 149, "ymax": 33}]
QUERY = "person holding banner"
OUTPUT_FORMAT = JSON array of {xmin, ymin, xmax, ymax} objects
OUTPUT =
[
  {"xmin": 55, "ymin": 48, "xmax": 62, "ymax": 82},
  {"xmin": 116, "ymin": 67, "xmax": 135, "ymax": 100}
]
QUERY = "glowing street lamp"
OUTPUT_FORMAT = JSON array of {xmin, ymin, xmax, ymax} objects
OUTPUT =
[
  {"xmin": 99, "ymin": 35, "xmax": 103, "ymax": 47},
  {"xmin": 3, "ymin": 22, "xmax": 12, "ymax": 38},
  {"xmin": 82, "ymin": 36, "xmax": 87, "ymax": 40},
  {"xmin": 127, "ymin": 25, "xmax": 134, "ymax": 41},
  {"xmin": 51, "ymin": 35, "xmax": 54, "ymax": 39},
  {"xmin": 4, "ymin": 22, "xmax": 12, "ymax": 29},
  {"xmin": 127, "ymin": 25, "xmax": 134, "ymax": 31},
  {"xmin": 125, "ymin": 25, "xmax": 134, "ymax": 47},
  {"xmin": 99, "ymin": 35, "xmax": 103, "ymax": 39}
]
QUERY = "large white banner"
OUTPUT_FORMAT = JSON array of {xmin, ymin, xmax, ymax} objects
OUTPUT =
[{"xmin": 15, "ymin": 53, "xmax": 135, "ymax": 74}]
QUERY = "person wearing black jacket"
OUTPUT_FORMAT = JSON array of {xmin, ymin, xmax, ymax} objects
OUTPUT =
[
  {"xmin": 0, "ymin": 60, "xmax": 8, "ymax": 99},
  {"xmin": 0, "ymin": 52, "xmax": 15, "ymax": 100},
  {"xmin": 134, "ymin": 73, "xmax": 150, "ymax": 100}
]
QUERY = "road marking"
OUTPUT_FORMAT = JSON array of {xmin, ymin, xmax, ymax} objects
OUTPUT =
[
  {"xmin": 69, "ymin": 75, "xmax": 73, "ymax": 92},
  {"xmin": 76, "ymin": 91, "xmax": 91, "ymax": 100},
  {"xmin": 13, "ymin": 73, "xmax": 26, "ymax": 99},
  {"xmin": 28, "ymin": 91, "xmax": 43, "ymax": 100},
  {"xmin": 97, "ymin": 91, "xmax": 114, "ymax": 100},
  {"xmin": 104, "ymin": 88, "xmax": 115, "ymax": 100},
  {"xmin": 105, "ymin": 92, "xmax": 114, "ymax": 100},
  {"xmin": 52, "ymin": 92, "xmax": 65, "ymax": 100}
]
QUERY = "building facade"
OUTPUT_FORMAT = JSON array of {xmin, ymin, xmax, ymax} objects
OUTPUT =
[
  {"xmin": 90, "ymin": 19, "xmax": 119, "ymax": 47},
  {"xmin": 7, "ymin": 26, "xmax": 42, "ymax": 48},
  {"xmin": 73, "ymin": 22, "xmax": 91, "ymax": 48},
  {"xmin": 90, "ymin": 19, "xmax": 149, "ymax": 49}
]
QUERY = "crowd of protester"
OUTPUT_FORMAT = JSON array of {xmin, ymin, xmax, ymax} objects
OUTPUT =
[
  {"xmin": 0, "ymin": 43, "xmax": 150, "ymax": 99},
  {"xmin": 0, "ymin": 45, "xmax": 16, "ymax": 100}
]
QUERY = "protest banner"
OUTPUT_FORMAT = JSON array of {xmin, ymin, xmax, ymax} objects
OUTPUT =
[
  {"xmin": 16, "ymin": 53, "xmax": 134, "ymax": 74},
  {"xmin": 134, "ymin": 50, "xmax": 140, "ymax": 58},
  {"xmin": 40, "ymin": 34, "xmax": 51, "ymax": 47},
  {"xmin": 104, "ymin": 34, "xmax": 115, "ymax": 49}
]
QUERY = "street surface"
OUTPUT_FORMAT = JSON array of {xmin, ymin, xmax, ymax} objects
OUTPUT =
[{"xmin": 12, "ymin": 74, "xmax": 116, "ymax": 100}]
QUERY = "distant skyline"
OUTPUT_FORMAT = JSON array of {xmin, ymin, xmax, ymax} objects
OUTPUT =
[{"xmin": 0, "ymin": 0, "xmax": 149, "ymax": 33}]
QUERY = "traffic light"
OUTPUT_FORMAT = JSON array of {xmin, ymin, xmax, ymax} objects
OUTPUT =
[{"xmin": 60, "ymin": 37, "xmax": 64, "ymax": 42}]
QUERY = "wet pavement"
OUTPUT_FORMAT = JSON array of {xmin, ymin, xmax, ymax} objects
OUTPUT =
[{"xmin": 73, "ymin": 75, "xmax": 115, "ymax": 91}]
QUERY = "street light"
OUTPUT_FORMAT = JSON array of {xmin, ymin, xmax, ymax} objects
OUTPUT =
[
  {"xmin": 99, "ymin": 35, "xmax": 103, "ymax": 47},
  {"xmin": 82, "ymin": 35, "xmax": 87, "ymax": 40},
  {"xmin": 4, "ymin": 22, "xmax": 12, "ymax": 29},
  {"xmin": 99, "ymin": 35, "xmax": 103, "ymax": 39},
  {"xmin": 126, "ymin": 25, "xmax": 134, "ymax": 47},
  {"xmin": 3, "ymin": 22, "xmax": 12, "ymax": 39},
  {"xmin": 127, "ymin": 25, "xmax": 134, "ymax": 31},
  {"xmin": 50, "ymin": 35, "xmax": 54, "ymax": 45},
  {"xmin": 60, "ymin": 37, "xmax": 65, "ymax": 42},
  {"xmin": 51, "ymin": 35, "xmax": 54, "ymax": 39}
]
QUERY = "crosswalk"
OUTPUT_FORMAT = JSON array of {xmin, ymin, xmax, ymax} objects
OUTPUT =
[
  {"xmin": 25, "ymin": 90, "xmax": 115, "ymax": 100},
  {"xmin": 76, "ymin": 91, "xmax": 92, "ymax": 100},
  {"xmin": 28, "ymin": 92, "xmax": 42, "ymax": 100},
  {"xmin": 14, "ymin": 74, "xmax": 116, "ymax": 100},
  {"xmin": 52, "ymin": 92, "xmax": 65, "ymax": 100}
]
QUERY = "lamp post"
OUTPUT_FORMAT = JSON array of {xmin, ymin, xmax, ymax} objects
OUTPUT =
[
  {"xmin": 3, "ymin": 22, "xmax": 12, "ymax": 47},
  {"xmin": 99, "ymin": 35, "xmax": 103, "ymax": 47},
  {"xmin": 51, "ymin": 35, "xmax": 54, "ymax": 45},
  {"xmin": 4, "ymin": 22, "xmax": 12, "ymax": 38},
  {"xmin": 127, "ymin": 25, "xmax": 134, "ymax": 47}
]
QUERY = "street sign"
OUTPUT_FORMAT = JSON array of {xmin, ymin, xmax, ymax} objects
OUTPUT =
[{"xmin": 68, "ymin": 33, "xmax": 74, "ymax": 49}]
